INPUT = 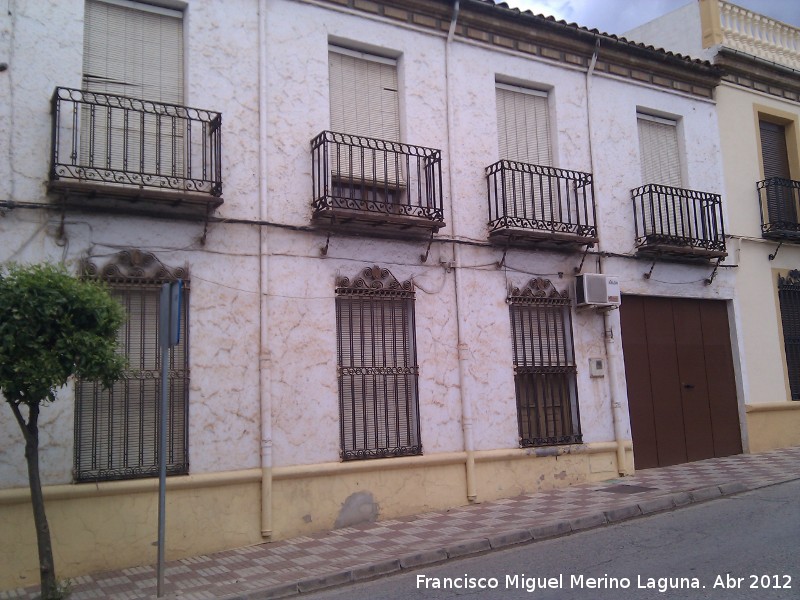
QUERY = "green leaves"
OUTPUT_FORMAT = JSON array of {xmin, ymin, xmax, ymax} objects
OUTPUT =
[{"xmin": 0, "ymin": 263, "xmax": 126, "ymax": 406}]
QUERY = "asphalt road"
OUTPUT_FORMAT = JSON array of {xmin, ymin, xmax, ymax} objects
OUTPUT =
[{"xmin": 303, "ymin": 479, "xmax": 800, "ymax": 600}]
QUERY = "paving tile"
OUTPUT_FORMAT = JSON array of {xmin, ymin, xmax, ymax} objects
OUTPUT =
[{"xmin": 6, "ymin": 447, "xmax": 800, "ymax": 600}]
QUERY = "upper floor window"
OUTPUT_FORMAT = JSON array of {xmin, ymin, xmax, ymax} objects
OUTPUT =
[
  {"xmin": 80, "ymin": 0, "xmax": 188, "ymax": 188},
  {"xmin": 632, "ymin": 112, "xmax": 725, "ymax": 260},
  {"xmin": 487, "ymin": 83, "xmax": 596, "ymax": 248},
  {"xmin": 496, "ymin": 83, "xmax": 552, "ymax": 166},
  {"xmin": 84, "ymin": 0, "xmax": 184, "ymax": 103},
  {"xmin": 50, "ymin": 1, "xmax": 223, "ymax": 209},
  {"xmin": 328, "ymin": 46, "xmax": 399, "ymax": 142},
  {"xmin": 637, "ymin": 113, "xmax": 682, "ymax": 187},
  {"xmin": 759, "ymin": 119, "xmax": 799, "ymax": 237},
  {"xmin": 311, "ymin": 46, "xmax": 442, "ymax": 234}
]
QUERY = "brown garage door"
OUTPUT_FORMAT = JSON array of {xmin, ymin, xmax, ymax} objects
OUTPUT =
[{"xmin": 620, "ymin": 296, "xmax": 742, "ymax": 469}]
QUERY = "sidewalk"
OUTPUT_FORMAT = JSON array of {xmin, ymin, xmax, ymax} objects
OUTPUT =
[{"xmin": 5, "ymin": 446, "xmax": 800, "ymax": 600}]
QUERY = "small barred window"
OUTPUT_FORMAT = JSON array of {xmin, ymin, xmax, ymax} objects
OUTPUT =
[{"xmin": 508, "ymin": 278, "xmax": 582, "ymax": 447}]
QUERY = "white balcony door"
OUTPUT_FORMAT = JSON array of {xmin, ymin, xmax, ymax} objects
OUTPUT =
[{"xmin": 82, "ymin": 0, "xmax": 184, "ymax": 180}]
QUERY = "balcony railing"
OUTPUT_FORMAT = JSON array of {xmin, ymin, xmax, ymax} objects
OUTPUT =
[
  {"xmin": 311, "ymin": 131, "xmax": 444, "ymax": 236},
  {"xmin": 486, "ymin": 160, "xmax": 598, "ymax": 248},
  {"xmin": 718, "ymin": 1, "xmax": 800, "ymax": 70},
  {"xmin": 50, "ymin": 87, "xmax": 223, "ymax": 203},
  {"xmin": 759, "ymin": 178, "xmax": 800, "ymax": 239},
  {"xmin": 632, "ymin": 184, "xmax": 726, "ymax": 260}
]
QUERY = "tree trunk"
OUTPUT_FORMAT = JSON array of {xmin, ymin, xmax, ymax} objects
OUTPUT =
[{"xmin": 11, "ymin": 402, "xmax": 58, "ymax": 599}]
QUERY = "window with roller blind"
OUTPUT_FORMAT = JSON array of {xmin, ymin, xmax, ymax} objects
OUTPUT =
[
  {"xmin": 74, "ymin": 278, "xmax": 189, "ymax": 482},
  {"xmin": 759, "ymin": 119, "xmax": 796, "ymax": 227},
  {"xmin": 328, "ymin": 47, "xmax": 399, "ymax": 143},
  {"xmin": 327, "ymin": 47, "xmax": 402, "ymax": 195},
  {"xmin": 508, "ymin": 279, "xmax": 582, "ymax": 447},
  {"xmin": 637, "ymin": 113, "xmax": 682, "ymax": 187},
  {"xmin": 335, "ymin": 266, "xmax": 421, "ymax": 461},
  {"xmin": 636, "ymin": 113, "xmax": 689, "ymax": 240},
  {"xmin": 496, "ymin": 83, "xmax": 552, "ymax": 166},
  {"xmin": 495, "ymin": 83, "xmax": 554, "ymax": 221},
  {"xmin": 81, "ymin": 0, "xmax": 184, "ymax": 178}
]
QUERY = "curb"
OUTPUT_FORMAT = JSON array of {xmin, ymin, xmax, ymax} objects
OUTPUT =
[{"xmin": 215, "ymin": 479, "xmax": 772, "ymax": 600}]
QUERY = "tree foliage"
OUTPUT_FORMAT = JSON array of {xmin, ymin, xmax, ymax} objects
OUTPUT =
[
  {"xmin": 0, "ymin": 263, "xmax": 126, "ymax": 405},
  {"xmin": 0, "ymin": 263, "xmax": 126, "ymax": 599}
]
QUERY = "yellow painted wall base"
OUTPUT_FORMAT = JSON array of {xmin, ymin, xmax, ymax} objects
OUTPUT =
[
  {"xmin": 745, "ymin": 402, "xmax": 800, "ymax": 452},
  {"xmin": 269, "ymin": 443, "xmax": 627, "ymax": 540},
  {"xmin": 0, "ymin": 474, "xmax": 262, "ymax": 591},
  {"xmin": 0, "ymin": 442, "xmax": 627, "ymax": 591}
]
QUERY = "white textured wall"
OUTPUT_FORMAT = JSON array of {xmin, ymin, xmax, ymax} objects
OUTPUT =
[
  {"xmin": 261, "ymin": 0, "xmax": 734, "ymax": 467},
  {"xmin": 1, "ymin": 0, "xmax": 738, "ymax": 489},
  {"xmin": 0, "ymin": 0, "xmax": 264, "ymax": 488}
]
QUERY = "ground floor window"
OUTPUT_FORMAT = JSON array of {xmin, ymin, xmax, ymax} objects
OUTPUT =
[
  {"xmin": 335, "ymin": 265, "xmax": 421, "ymax": 460},
  {"xmin": 508, "ymin": 278, "xmax": 582, "ymax": 446},
  {"xmin": 778, "ymin": 270, "xmax": 800, "ymax": 400},
  {"xmin": 74, "ymin": 251, "xmax": 189, "ymax": 482}
]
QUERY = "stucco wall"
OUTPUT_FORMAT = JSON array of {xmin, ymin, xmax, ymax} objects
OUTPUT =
[
  {"xmin": 1, "ymin": 0, "xmax": 735, "ymax": 493},
  {"xmin": 715, "ymin": 83, "xmax": 800, "ymax": 414},
  {"xmin": 0, "ymin": 0, "xmax": 264, "ymax": 488}
]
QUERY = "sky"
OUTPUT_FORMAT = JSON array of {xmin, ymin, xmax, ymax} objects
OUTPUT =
[{"xmin": 507, "ymin": 0, "xmax": 799, "ymax": 36}]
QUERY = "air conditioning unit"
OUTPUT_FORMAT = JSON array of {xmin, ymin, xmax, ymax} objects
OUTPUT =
[{"xmin": 575, "ymin": 274, "xmax": 621, "ymax": 308}]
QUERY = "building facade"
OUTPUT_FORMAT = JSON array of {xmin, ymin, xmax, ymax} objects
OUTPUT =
[
  {"xmin": 626, "ymin": 0, "xmax": 800, "ymax": 453},
  {"xmin": 0, "ymin": 0, "xmax": 748, "ymax": 588}
]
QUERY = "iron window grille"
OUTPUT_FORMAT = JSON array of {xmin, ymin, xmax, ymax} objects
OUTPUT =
[
  {"xmin": 486, "ymin": 160, "xmax": 598, "ymax": 241},
  {"xmin": 74, "ymin": 251, "xmax": 189, "ymax": 482},
  {"xmin": 51, "ymin": 87, "xmax": 222, "ymax": 197},
  {"xmin": 508, "ymin": 278, "xmax": 582, "ymax": 447},
  {"xmin": 778, "ymin": 270, "xmax": 800, "ymax": 401},
  {"xmin": 759, "ymin": 178, "xmax": 800, "ymax": 239},
  {"xmin": 312, "ymin": 131, "xmax": 444, "ymax": 223},
  {"xmin": 631, "ymin": 184, "xmax": 726, "ymax": 255},
  {"xmin": 335, "ymin": 266, "xmax": 422, "ymax": 461}
]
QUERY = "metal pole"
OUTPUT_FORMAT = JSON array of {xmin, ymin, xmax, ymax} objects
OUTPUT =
[
  {"xmin": 157, "ymin": 342, "xmax": 168, "ymax": 595},
  {"xmin": 157, "ymin": 284, "xmax": 170, "ymax": 597}
]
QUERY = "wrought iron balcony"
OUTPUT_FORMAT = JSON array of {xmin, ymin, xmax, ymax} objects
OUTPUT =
[
  {"xmin": 311, "ymin": 131, "xmax": 445, "ymax": 238},
  {"xmin": 759, "ymin": 178, "xmax": 800, "ymax": 240},
  {"xmin": 486, "ymin": 160, "xmax": 598, "ymax": 249},
  {"xmin": 632, "ymin": 184, "xmax": 726, "ymax": 261},
  {"xmin": 50, "ymin": 87, "xmax": 223, "ymax": 216}
]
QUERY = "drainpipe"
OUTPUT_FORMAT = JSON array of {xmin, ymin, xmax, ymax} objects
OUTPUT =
[
  {"xmin": 445, "ymin": 0, "xmax": 477, "ymax": 502},
  {"xmin": 584, "ymin": 39, "xmax": 630, "ymax": 476},
  {"xmin": 258, "ymin": 0, "xmax": 274, "ymax": 539}
]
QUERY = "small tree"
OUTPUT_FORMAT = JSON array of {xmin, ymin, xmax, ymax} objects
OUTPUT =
[{"xmin": 0, "ymin": 264, "xmax": 125, "ymax": 599}]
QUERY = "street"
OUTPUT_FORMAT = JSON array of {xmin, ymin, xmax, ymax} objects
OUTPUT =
[{"xmin": 305, "ymin": 480, "xmax": 800, "ymax": 600}]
